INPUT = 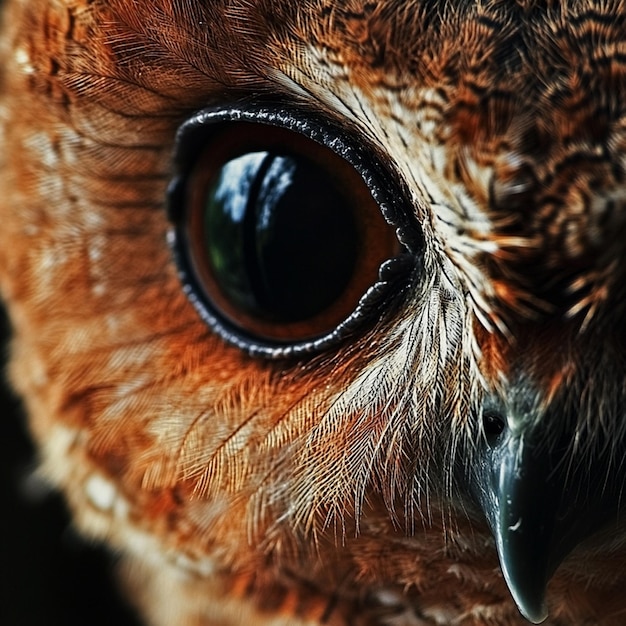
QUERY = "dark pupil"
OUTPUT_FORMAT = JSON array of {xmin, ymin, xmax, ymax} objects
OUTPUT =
[{"xmin": 203, "ymin": 151, "xmax": 359, "ymax": 324}]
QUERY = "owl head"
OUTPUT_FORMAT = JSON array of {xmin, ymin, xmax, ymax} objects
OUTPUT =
[{"xmin": 1, "ymin": 1, "xmax": 626, "ymax": 625}]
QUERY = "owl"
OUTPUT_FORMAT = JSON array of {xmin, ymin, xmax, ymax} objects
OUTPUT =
[{"xmin": 2, "ymin": 0, "xmax": 626, "ymax": 624}]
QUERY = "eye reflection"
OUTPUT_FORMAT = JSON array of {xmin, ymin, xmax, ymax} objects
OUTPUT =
[{"xmin": 202, "ymin": 149, "xmax": 359, "ymax": 324}]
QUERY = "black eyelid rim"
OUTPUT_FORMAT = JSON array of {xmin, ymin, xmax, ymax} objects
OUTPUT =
[
  {"xmin": 167, "ymin": 101, "xmax": 419, "ymax": 359},
  {"xmin": 169, "ymin": 102, "xmax": 413, "ymax": 233}
]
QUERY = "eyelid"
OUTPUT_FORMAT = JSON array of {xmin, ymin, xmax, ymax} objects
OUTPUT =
[
  {"xmin": 168, "ymin": 103, "xmax": 410, "ymax": 226},
  {"xmin": 167, "ymin": 102, "xmax": 419, "ymax": 359}
]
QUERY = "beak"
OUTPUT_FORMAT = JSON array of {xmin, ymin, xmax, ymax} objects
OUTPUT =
[{"xmin": 465, "ymin": 396, "xmax": 622, "ymax": 623}]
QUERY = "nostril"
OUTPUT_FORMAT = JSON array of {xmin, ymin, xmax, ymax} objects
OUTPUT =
[{"xmin": 483, "ymin": 410, "xmax": 506, "ymax": 446}]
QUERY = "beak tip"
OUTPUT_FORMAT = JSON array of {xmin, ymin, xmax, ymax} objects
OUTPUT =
[
  {"xmin": 508, "ymin": 585, "xmax": 549, "ymax": 624},
  {"xmin": 498, "ymin": 545, "xmax": 550, "ymax": 624}
]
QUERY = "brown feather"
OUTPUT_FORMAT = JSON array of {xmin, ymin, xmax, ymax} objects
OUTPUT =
[{"xmin": 2, "ymin": 1, "xmax": 626, "ymax": 625}]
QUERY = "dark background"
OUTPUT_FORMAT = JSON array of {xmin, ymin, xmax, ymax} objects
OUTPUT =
[{"xmin": 0, "ymin": 304, "xmax": 141, "ymax": 626}]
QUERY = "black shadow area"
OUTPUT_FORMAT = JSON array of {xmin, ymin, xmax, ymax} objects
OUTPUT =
[{"xmin": 0, "ymin": 304, "xmax": 141, "ymax": 626}]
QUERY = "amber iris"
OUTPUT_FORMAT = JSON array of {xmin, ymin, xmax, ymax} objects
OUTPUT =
[{"xmin": 181, "ymin": 121, "xmax": 400, "ymax": 346}]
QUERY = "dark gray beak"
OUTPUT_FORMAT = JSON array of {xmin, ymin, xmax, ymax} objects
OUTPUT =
[{"xmin": 466, "ymin": 398, "xmax": 622, "ymax": 623}]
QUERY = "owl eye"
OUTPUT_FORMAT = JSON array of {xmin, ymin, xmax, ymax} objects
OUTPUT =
[{"xmin": 168, "ymin": 104, "xmax": 413, "ymax": 357}]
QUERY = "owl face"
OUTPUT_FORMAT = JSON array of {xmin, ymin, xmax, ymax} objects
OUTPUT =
[{"xmin": 1, "ymin": 1, "xmax": 626, "ymax": 625}]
